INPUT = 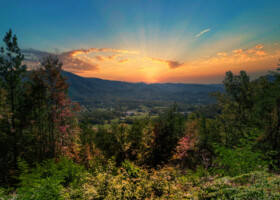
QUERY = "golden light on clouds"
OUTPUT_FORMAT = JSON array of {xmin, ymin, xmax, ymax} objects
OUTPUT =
[
  {"xmin": 254, "ymin": 44, "xmax": 263, "ymax": 49},
  {"xmin": 217, "ymin": 52, "xmax": 227, "ymax": 57},
  {"xmin": 58, "ymin": 43, "xmax": 280, "ymax": 83},
  {"xmin": 119, "ymin": 58, "xmax": 131, "ymax": 63},
  {"xmin": 70, "ymin": 48, "xmax": 139, "ymax": 57},
  {"xmin": 23, "ymin": 43, "xmax": 279, "ymax": 84},
  {"xmin": 145, "ymin": 57, "xmax": 184, "ymax": 69}
]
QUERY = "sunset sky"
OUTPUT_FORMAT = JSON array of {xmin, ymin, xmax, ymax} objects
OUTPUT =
[{"xmin": 1, "ymin": 0, "xmax": 280, "ymax": 83}]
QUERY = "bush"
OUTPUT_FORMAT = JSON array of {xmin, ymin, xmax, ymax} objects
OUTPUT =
[
  {"xmin": 16, "ymin": 157, "xmax": 87, "ymax": 200},
  {"xmin": 213, "ymin": 143, "xmax": 267, "ymax": 177},
  {"xmin": 198, "ymin": 171, "xmax": 280, "ymax": 199}
]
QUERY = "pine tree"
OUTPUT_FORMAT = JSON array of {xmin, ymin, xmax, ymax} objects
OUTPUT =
[{"xmin": 0, "ymin": 29, "xmax": 26, "ymax": 170}]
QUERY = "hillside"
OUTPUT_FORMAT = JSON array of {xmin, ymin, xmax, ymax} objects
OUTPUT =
[{"xmin": 62, "ymin": 71, "xmax": 224, "ymax": 104}]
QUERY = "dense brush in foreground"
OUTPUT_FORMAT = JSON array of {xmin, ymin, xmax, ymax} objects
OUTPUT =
[{"xmin": 0, "ymin": 157, "xmax": 279, "ymax": 200}]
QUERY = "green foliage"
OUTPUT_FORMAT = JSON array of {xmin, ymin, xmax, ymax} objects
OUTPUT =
[
  {"xmin": 79, "ymin": 161, "xmax": 184, "ymax": 199},
  {"xmin": 15, "ymin": 157, "xmax": 86, "ymax": 200},
  {"xmin": 94, "ymin": 124, "xmax": 128, "ymax": 164},
  {"xmin": 1, "ymin": 30, "xmax": 280, "ymax": 199},
  {"xmin": 152, "ymin": 104, "xmax": 186, "ymax": 165},
  {"xmin": 198, "ymin": 171, "xmax": 280, "ymax": 199},
  {"xmin": 178, "ymin": 166, "xmax": 209, "ymax": 189},
  {"xmin": 0, "ymin": 29, "xmax": 27, "ymax": 185},
  {"xmin": 121, "ymin": 160, "xmax": 140, "ymax": 178},
  {"xmin": 213, "ymin": 143, "xmax": 267, "ymax": 176}
]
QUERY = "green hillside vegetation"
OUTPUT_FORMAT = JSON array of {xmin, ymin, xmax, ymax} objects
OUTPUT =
[
  {"xmin": 62, "ymin": 70, "xmax": 224, "ymax": 105},
  {"xmin": 1, "ymin": 30, "xmax": 280, "ymax": 199}
]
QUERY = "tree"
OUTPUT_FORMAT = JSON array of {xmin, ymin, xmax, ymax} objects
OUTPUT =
[
  {"xmin": 30, "ymin": 55, "xmax": 79, "ymax": 159},
  {"xmin": 174, "ymin": 119, "xmax": 199, "ymax": 169},
  {"xmin": 0, "ymin": 29, "xmax": 26, "ymax": 170},
  {"xmin": 152, "ymin": 105, "xmax": 185, "ymax": 166},
  {"xmin": 253, "ymin": 68, "xmax": 280, "ymax": 169},
  {"xmin": 213, "ymin": 71, "xmax": 254, "ymax": 147},
  {"xmin": 213, "ymin": 69, "xmax": 280, "ymax": 170}
]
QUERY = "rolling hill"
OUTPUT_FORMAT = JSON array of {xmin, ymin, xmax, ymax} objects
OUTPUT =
[{"xmin": 62, "ymin": 71, "xmax": 224, "ymax": 105}]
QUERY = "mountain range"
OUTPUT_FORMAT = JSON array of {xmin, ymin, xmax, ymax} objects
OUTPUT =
[{"xmin": 62, "ymin": 71, "xmax": 224, "ymax": 105}]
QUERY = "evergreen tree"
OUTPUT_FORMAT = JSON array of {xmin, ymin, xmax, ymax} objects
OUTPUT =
[{"xmin": 0, "ymin": 29, "xmax": 26, "ymax": 171}]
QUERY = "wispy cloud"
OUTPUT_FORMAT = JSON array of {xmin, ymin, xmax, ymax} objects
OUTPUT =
[
  {"xmin": 119, "ymin": 58, "xmax": 131, "ymax": 64},
  {"xmin": 198, "ymin": 44, "xmax": 272, "ymax": 66},
  {"xmin": 217, "ymin": 52, "xmax": 227, "ymax": 57},
  {"xmin": 146, "ymin": 57, "xmax": 184, "ymax": 69},
  {"xmin": 196, "ymin": 28, "xmax": 211, "ymax": 38},
  {"xmin": 233, "ymin": 49, "xmax": 243, "ymax": 54},
  {"xmin": 246, "ymin": 44, "xmax": 266, "ymax": 56},
  {"xmin": 21, "ymin": 42, "xmax": 280, "ymax": 84},
  {"xmin": 70, "ymin": 48, "xmax": 139, "ymax": 57},
  {"xmin": 254, "ymin": 44, "xmax": 263, "ymax": 49},
  {"xmin": 108, "ymin": 54, "xmax": 120, "ymax": 60}
]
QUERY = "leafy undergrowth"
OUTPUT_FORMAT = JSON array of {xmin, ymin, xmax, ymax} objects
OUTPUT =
[
  {"xmin": 197, "ymin": 171, "xmax": 280, "ymax": 199},
  {"xmin": 1, "ymin": 158, "xmax": 280, "ymax": 200}
]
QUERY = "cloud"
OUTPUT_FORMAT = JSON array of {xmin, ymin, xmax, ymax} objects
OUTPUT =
[
  {"xmin": 95, "ymin": 55, "xmax": 106, "ymax": 61},
  {"xmin": 59, "ymin": 52, "xmax": 100, "ymax": 71},
  {"xmin": 233, "ymin": 49, "xmax": 243, "ymax": 54},
  {"xmin": 217, "ymin": 52, "xmax": 227, "ymax": 57},
  {"xmin": 197, "ymin": 44, "xmax": 273, "ymax": 67},
  {"xmin": 254, "ymin": 44, "xmax": 263, "ymax": 49},
  {"xmin": 108, "ymin": 54, "xmax": 120, "ymax": 60},
  {"xmin": 147, "ymin": 57, "xmax": 184, "ymax": 69},
  {"xmin": 69, "ymin": 48, "xmax": 139, "ymax": 57},
  {"xmin": 22, "ymin": 49, "xmax": 100, "ymax": 73},
  {"xmin": 196, "ymin": 28, "xmax": 211, "ymax": 37},
  {"xmin": 247, "ymin": 46, "xmax": 266, "ymax": 56},
  {"xmin": 22, "ymin": 48, "xmax": 51, "ymax": 62},
  {"xmin": 22, "ymin": 47, "xmax": 142, "ymax": 75},
  {"xmin": 119, "ymin": 58, "xmax": 131, "ymax": 64},
  {"xmin": 254, "ymin": 50, "xmax": 266, "ymax": 56},
  {"xmin": 63, "ymin": 62, "xmax": 99, "ymax": 71}
]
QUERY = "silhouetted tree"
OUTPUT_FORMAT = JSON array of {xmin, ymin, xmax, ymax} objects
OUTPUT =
[{"xmin": 0, "ymin": 29, "xmax": 26, "ymax": 171}]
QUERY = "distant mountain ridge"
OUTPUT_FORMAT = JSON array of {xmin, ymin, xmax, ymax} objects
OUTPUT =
[{"xmin": 61, "ymin": 71, "xmax": 224, "ymax": 104}]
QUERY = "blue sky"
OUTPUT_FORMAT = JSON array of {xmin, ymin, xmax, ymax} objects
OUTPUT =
[{"xmin": 0, "ymin": 0, "xmax": 280, "ymax": 83}]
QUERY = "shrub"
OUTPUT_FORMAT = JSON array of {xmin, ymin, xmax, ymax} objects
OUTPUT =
[
  {"xmin": 213, "ymin": 143, "xmax": 267, "ymax": 176},
  {"xmin": 16, "ymin": 157, "xmax": 86, "ymax": 200}
]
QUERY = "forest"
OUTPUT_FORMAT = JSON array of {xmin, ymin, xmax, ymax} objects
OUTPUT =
[{"xmin": 1, "ymin": 30, "xmax": 280, "ymax": 199}]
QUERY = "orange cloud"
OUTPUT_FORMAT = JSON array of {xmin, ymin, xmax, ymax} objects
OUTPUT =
[
  {"xmin": 196, "ymin": 44, "xmax": 274, "ymax": 67},
  {"xmin": 217, "ymin": 52, "xmax": 227, "ymax": 56},
  {"xmin": 22, "ymin": 43, "xmax": 280, "ymax": 84},
  {"xmin": 95, "ymin": 55, "xmax": 106, "ymax": 61},
  {"xmin": 108, "ymin": 54, "xmax": 120, "ymax": 60},
  {"xmin": 254, "ymin": 44, "xmax": 263, "ymax": 49},
  {"xmin": 146, "ymin": 57, "xmax": 184, "ymax": 69},
  {"xmin": 254, "ymin": 50, "xmax": 266, "ymax": 56},
  {"xmin": 57, "ymin": 51, "xmax": 100, "ymax": 73},
  {"xmin": 247, "ymin": 48, "xmax": 266, "ymax": 56},
  {"xmin": 119, "ymin": 58, "xmax": 131, "ymax": 64},
  {"xmin": 70, "ymin": 48, "xmax": 139, "ymax": 57},
  {"xmin": 233, "ymin": 49, "xmax": 243, "ymax": 54}
]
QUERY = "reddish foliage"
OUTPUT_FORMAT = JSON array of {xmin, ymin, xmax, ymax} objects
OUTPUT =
[{"xmin": 175, "ymin": 120, "xmax": 199, "ymax": 161}]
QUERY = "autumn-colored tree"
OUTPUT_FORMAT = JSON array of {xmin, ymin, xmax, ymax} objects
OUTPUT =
[
  {"xmin": 174, "ymin": 119, "xmax": 199, "ymax": 169},
  {"xmin": 31, "ymin": 55, "xmax": 79, "ymax": 159}
]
